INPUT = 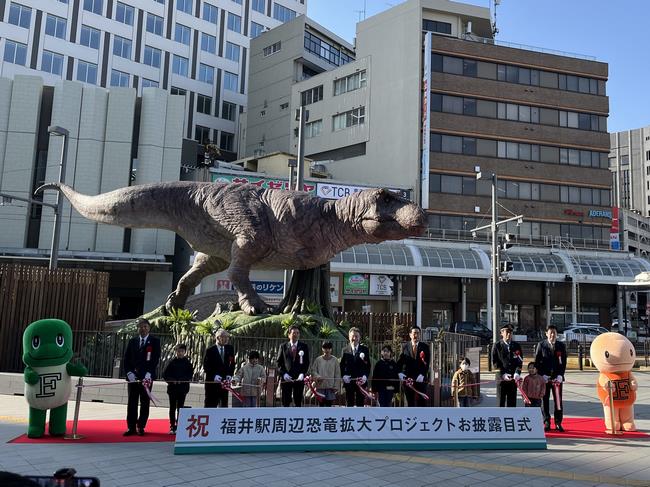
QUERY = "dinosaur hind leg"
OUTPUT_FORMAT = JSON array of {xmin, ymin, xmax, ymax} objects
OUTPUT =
[
  {"xmin": 228, "ymin": 240, "xmax": 270, "ymax": 315},
  {"xmin": 166, "ymin": 253, "xmax": 229, "ymax": 313}
]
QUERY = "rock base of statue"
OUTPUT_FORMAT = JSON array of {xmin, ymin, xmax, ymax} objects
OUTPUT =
[{"xmin": 276, "ymin": 264, "xmax": 333, "ymax": 320}]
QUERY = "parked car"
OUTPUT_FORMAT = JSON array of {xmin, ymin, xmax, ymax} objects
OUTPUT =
[
  {"xmin": 558, "ymin": 326, "xmax": 605, "ymax": 347},
  {"xmin": 448, "ymin": 321, "xmax": 492, "ymax": 344},
  {"xmin": 611, "ymin": 320, "xmax": 638, "ymax": 341}
]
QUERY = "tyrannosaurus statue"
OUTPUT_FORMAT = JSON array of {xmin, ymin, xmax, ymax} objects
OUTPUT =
[{"xmin": 36, "ymin": 182, "xmax": 426, "ymax": 315}]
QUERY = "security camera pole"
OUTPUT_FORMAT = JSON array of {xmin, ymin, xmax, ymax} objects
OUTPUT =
[{"xmin": 471, "ymin": 168, "xmax": 523, "ymax": 345}]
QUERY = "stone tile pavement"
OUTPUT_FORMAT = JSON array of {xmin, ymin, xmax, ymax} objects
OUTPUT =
[{"xmin": 0, "ymin": 369, "xmax": 648, "ymax": 487}]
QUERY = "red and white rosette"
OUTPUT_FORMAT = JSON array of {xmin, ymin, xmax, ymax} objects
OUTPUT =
[
  {"xmin": 298, "ymin": 350, "xmax": 304, "ymax": 365},
  {"xmin": 419, "ymin": 351, "xmax": 426, "ymax": 365},
  {"xmin": 404, "ymin": 378, "xmax": 430, "ymax": 401},
  {"xmin": 141, "ymin": 377, "xmax": 160, "ymax": 406},
  {"xmin": 222, "ymin": 378, "xmax": 244, "ymax": 403},
  {"xmin": 304, "ymin": 375, "xmax": 325, "ymax": 403},
  {"xmin": 514, "ymin": 349, "xmax": 523, "ymax": 364}
]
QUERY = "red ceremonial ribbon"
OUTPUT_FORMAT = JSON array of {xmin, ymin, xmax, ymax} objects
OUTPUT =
[
  {"xmin": 141, "ymin": 378, "xmax": 160, "ymax": 406},
  {"xmin": 552, "ymin": 380, "xmax": 562, "ymax": 410},
  {"xmin": 356, "ymin": 378, "xmax": 378, "ymax": 405},
  {"xmin": 304, "ymin": 375, "xmax": 325, "ymax": 403},
  {"xmin": 404, "ymin": 378, "xmax": 430, "ymax": 400},
  {"xmin": 222, "ymin": 379, "xmax": 244, "ymax": 403},
  {"xmin": 515, "ymin": 379, "xmax": 531, "ymax": 405}
]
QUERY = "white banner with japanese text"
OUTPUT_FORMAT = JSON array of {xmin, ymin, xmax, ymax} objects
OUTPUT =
[{"xmin": 175, "ymin": 407, "xmax": 546, "ymax": 454}]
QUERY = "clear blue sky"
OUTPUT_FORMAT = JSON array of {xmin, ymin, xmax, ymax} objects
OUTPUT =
[{"xmin": 307, "ymin": 0, "xmax": 648, "ymax": 133}]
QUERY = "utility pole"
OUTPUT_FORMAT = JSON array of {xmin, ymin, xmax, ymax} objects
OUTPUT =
[{"xmin": 48, "ymin": 126, "xmax": 70, "ymax": 270}]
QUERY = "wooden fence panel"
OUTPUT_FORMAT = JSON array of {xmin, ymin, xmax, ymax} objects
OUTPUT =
[{"xmin": 0, "ymin": 264, "xmax": 109, "ymax": 372}]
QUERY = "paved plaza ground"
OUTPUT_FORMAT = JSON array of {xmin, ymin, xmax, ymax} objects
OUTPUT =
[{"xmin": 1, "ymin": 369, "xmax": 649, "ymax": 487}]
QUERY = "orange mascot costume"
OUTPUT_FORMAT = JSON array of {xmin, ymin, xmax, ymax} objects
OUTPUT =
[{"xmin": 589, "ymin": 332, "xmax": 637, "ymax": 433}]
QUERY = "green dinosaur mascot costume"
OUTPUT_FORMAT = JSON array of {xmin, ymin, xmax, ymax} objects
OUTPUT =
[{"xmin": 22, "ymin": 318, "xmax": 87, "ymax": 438}]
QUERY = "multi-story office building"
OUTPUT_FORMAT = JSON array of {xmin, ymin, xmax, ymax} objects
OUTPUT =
[
  {"xmin": 243, "ymin": 0, "xmax": 650, "ymax": 331},
  {"xmin": 0, "ymin": 76, "xmax": 184, "ymax": 318},
  {"xmin": 0, "ymin": 0, "xmax": 306, "ymax": 159},
  {"xmin": 610, "ymin": 126, "xmax": 650, "ymax": 216}
]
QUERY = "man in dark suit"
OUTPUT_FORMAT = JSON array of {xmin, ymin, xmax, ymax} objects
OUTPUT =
[
  {"xmin": 534, "ymin": 324, "xmax": 567, "ymax": 432},
  {"xmin": 123, "ymin": 317, "xmax": 161, "ymax": 436},
  {"xmin": 203, "ymin": 328, "xmax": 236, "ymax": 407},
  {"xmin": 276, "ymin": 325, "xmax": 309, "ymax": 407},
  {"xmin": 492, "ymin": 324, "xmax": 524, "ymax": 407},
  {"xmin": 397, "ymin": 326, "xmax": 430, "ymax": 407},
  {"xmin": 340, "ymin": 326, "xmax": 372, "ymax": 407}
]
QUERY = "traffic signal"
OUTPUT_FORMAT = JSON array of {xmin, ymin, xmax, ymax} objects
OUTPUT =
[
  {"xmin": 501, "ymin": 233, "xmax": 514, "ymax": 251},
  {"xmin": 500, "ymin": 260, "xmax": 514, "ymax": 273}
]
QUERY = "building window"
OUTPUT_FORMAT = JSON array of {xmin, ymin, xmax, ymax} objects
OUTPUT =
[
  {"xmin": 202, "ymin": 2, "xmax": 218, "ymax": 24},
  {"xmin": 176, "ymin": 0, "xmax": 192, "ymax": 14},
  {"xmin": 252, "ymin": 0, "xmax": 264, "ymax": 13},
  {"xmin": 142, "ymin": 78, "xmax": 158, "ymax": 88},
  {"xmin": 220, "ymin": 131, "xmax": 234, "ymax": 152},
  {"xmin": 333, "ymin": 70, "xmax": 366, "ymax": 96},
  {"xmin": 197, "ymin": 94, "xmax": 212, "ymax": 115},
  {"xmin": 116, "ymin": 2, "xmax": 134, "ymax": 25},
  {"xmin": 305, "ymin": 119, "xmax": 322, "ymax": 138},
  {"xmin": 201, "ymin": 33, "xmax": 216, "ymax": 54},
  {"xmin": 3, "ymin": 40, "xmax": 27, "ymax": 66},
  {"xmin": 146, "ymin": 13, "xmax": 164, "ymax": 36},
  {"xmin": 300, "ymin": 85, "xmax": 323, "ymax": 106},
  {"xmin": 41, "ymin": 51, "xmax": 64, "ymax": 76},
  {"xmin": 231, "ymin": 0, "xmax": 242, "ymax": 4},
  {"xmin": 113, "ymin": 36, "xmax": 132, "ymax": 59},
  {"xmin": 172, "ymin": 55, "xmax": 188, "ymax": 77},
  {"xmin": 195, "ymin": 125, "xmax": 211, "ymax": 144},
  {"xmin": 175, "ymin": 23, "xmax": 191, "ymax": 45},
  {"xmin": 80, "ymin": 25, "xmax": 100, "ymax": 49},
  {"xmin": 225, "ymin": 42, "xmax": 240, "ymax": 62},
  {"xmin": 224, "ymin": 71, "xmax": 238, "ymax": 91},
  {"xmin": 333, "ymin": 107, "xmax": 365, "ymax": 131},
  {"xmin": 8, "ymin": 3, "xmax": 32, "ymax": 28},
  {"xmin": 83, "ymin": 0, "xmax": 102, "ymax": 15},
  {"xmin": 45, "ymin": 14, "xmax": 67, "ymax": 40},
  {"xmin": 199, "ymin": 63, "xmax": 214, "ymax": 84},
  {"xmin": 110, "ymin": 69, "xmax": 130, "ymax": 87},
  {"xmin": 273, "ymin": 3, "xmax": 296, "ymax": 22},
  {"xmin": 222, "ymin": 101, "xmax": 236, "ymax": 121},
  {"xmin": 143, "ymin": 46, "xmax": 161, "ymax": 68},
  {"xmin": 304, "ymin": 31, "xmax": 353, "ymax": 67},
  {"xmin": 170, "ymin": 86, "xmax": 186, "ymax": 96},
  {"xmin": 280, "ymin": 102, "xmax": 289, "ymax": 110},
  {"xmin": 250, "ymin": 22, "xmax": 264, "ymax": 38},
  {"xmin": 77, "ymin": 60, "xmax": 98, "ymax": 84},
  {"xmin": 152, "ymin": 0, "xmax": 164, "ymax": 3},
  {"xmin": 422, "ymin": 19, "xmax": 451, "ymax": 35},
  {"xmin": 227, "ymin": 12, "xmax": 241, "ymax": 33},
  {"xmin": 263, "ymin": 41, "xmax": 281, "ymax": 57}
]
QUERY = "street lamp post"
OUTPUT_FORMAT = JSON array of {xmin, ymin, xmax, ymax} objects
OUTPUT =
[{"xmin": 47, "ymin": 125, "xmax": 69, "ymax": 270}]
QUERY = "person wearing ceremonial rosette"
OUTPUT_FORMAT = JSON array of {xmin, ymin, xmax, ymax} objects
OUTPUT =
[
  {"xmin": 340, "ymin": 327, "xmax": 372, "ymax": 407},
  {"xmin": 203, "ymin": 328, "xmax": 236, "ymax": 408},
  {"xmin": 276, "ymin": 325, "xmax": 310, "ymax": 407},
  {"xmin": 123, "ymin": 318, "xmax": 161, "ymax": 436},
  {"xmin": 397, "ymin": 326, "xmax": 431, "ymax": 407},
  {"xmin": 534, "ymin": 324, "xmax": 567, "ymax": 432},
  {"xmin": 492, "ymin": 324, "xmax": 523, "ymax": 407}
]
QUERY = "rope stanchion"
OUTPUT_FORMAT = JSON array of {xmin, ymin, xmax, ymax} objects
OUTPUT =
[{"xmin": 64, "ymin": 377, "xmax": 84, "ymax": 441}]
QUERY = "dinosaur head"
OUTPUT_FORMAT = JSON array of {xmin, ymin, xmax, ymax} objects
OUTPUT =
[
  {"xmin": 590, "ymin": 332, "xmax": 636, "ymax": 373},
  {"xmin": 349, "ymin": 188, "xmax": 426, "ymax": 242},
  {"xmin": 22, "ymin": 319, "xmax": 73, "ymax": 368}
]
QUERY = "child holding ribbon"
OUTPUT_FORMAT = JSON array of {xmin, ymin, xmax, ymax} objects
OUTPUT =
[
  {"xmin": 233, "ymin": 350, "xmax": 266, "ymax": 407},
  {"xmin": 310, "ymin": 342, "xmax": 341, "ymax": 406}
]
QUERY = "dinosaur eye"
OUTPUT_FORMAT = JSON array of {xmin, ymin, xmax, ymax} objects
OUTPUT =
[
  {"xmin": 56, "ymin": 334, "xmax": 64, "ymax": 347},
  {"xmin": 604, "ymin": 350, "xmax": 609, "ymax": 358},
  {"xmin": 32, "ymin": 336, "xmax": 40, "ymax": 349}
]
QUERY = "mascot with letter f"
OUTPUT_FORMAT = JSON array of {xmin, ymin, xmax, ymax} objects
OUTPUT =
[{"xmin": 22, "ymin": 319, "xmax": 87, "ymax": 438}]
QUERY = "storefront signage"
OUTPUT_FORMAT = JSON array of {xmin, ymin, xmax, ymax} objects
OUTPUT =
[
  {"xmin": 174, "ymin": 407, "xmax": 546, "ymax": 454},
  {"xmin": 420, "ymin": 31, "xmax": 432, "ymax": 209},
  {"xmin": 343, "ymin": 273, "xmax": 370, "ymax": 295},
  {"xmin": 563, "ymin": 209, "xmax": 584, "ymax": 217},
  {"xmin": 369, "ymin": 275, "xmax": 394, "ymax": 296},
  {"xmin": 589, "ymin": 209, "xmax": 612, "ymax": 219},
  {"xmin": 316, "ymin": 183, "xmax": 409, "ymax": 201},
  {"xmin": 330, "ymin": 275, "xmax": 341, "ymax": 305},
  {"xmin": 211, "ymin": 172, "xmax": 316, "ymax": 193},
  {"xmin": 216, "ymin": 279, "xmax": 284, "ymax": 295}
]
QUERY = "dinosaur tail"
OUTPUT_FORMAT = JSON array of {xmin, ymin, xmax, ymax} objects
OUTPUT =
[{"xmin": 34, "ymin": 182, "xmax": 196, "ymax": 230}]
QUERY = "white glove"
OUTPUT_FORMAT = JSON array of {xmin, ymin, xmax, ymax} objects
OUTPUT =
[
  {"xmin": 513, "ymin": 373, "xmax": 521, "ymax": 381},
  {"xmin": 502, "ymin": 373, "xmax": 512, "ymax": 381},
  {"xmin": 359, "ymin": 375, "xmax": 367, "ymax": 385},
  {"xmin": 398, "ymin": 373, "xmax": 406, "ymax": 381},
  {"xmin": 214, "ymin": 374, "xmax": 222, "ymax": 382},
  {"xmin": 554, "ymin": 375, "xmax": 563, "ymax": 383},
  {"xmin": 297, "ymin": 373, "xmax": 304, "ymax": 381},
  {"xmin": 225, "ymin": 375, "xmax": 232, "ymax": 381},
  {"xmin": 283, "ymin": 373, "xmax": 292, "ymax": 381},
  {"xmin": 416, "ymin": 374, "xmax": 424, "ymax": 383},
  {"xmin": 126, "ymin": 372, "xmax": 136, "ymax": 382},
  {"xmin": 342, "ymin": 375, "xmax": 351, "ymax": 384},
  {"xmin": 144, "ymin": 372, "xmax": 151, "ymax": 381},
  {"xmin": 542, "ymin": 375, "xmax": 550, "ymax": 382}
]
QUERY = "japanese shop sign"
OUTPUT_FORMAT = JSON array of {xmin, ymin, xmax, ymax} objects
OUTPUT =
[
  {"xmin": 343, "ymin": 273, "xmax": 370, "ymax": 295},
  {"xmin": 175, "ymin": 407, "xmax": 546, "ymax": 454},
  {"xmin": 316, "ymin": 183, "xmax": 410, "ymax": 201},
  {"xmin": 369, "ymin": 274, "xmax": 393, "ymax": 296},
  {"xmin": 216, "ymin": 279, "xmax": 284, "ymax": 295},
  {"xmin": 211, "ymin": 173, "xmax": 316, "ymax": 193}
]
